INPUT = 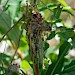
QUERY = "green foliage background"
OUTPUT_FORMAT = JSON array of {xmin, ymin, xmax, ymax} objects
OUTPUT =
[{"xmin": 0, "ymin": 0, "xmax": 75, "ymax": 75}]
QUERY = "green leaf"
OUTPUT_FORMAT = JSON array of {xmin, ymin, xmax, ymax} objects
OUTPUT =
[
  {"xmin": 21, "ymin": 60, "xmax": 31, "ymax": 71},
  {"xmin": 0, "ymin": 9, "xmax": 21, "ymax": 46},
  {"xmin": 71, "ymin": 36, "xmax": 75, "ymax": 48},
  {"xmin": 12, "ymin": 72, "xmax": 19, "ymax": 75},
  {"xmin": 38, "ymin": 4, "xmax": 57, "ymax": 11},
  {"xmin": 0, "ymin": 53, "xmax": 11, "ymax": 66},
  {"xmin": 41, "ymin": 69, "xmax": 46, "ymax": 75},
  {"xmin": 62, "ymin": 6, "xmax": 75, "ymax": 16},
  {"xmin": 43, "ymin": 42, "xmax": 49, "ymax": 51},
  {"xmin": 52, "ymin": 19, "xmax": 62, "ymax": 25},
  {"xmin": 0, "ymin": 66, "xmax": 6, "ymax": 74},
  {"xmin": 53, "ymin": 4, "xmax": 63, "ymax": 19},
  {"xmin": 48, "ymin": 53, "xmax": 57, "ymax": 63},
  {"xmin": 6, "ymin": 70, "xmax": 11, "ymax": 75},
  {"xmin": 46, "ymin": 41, "xmax": 71, "ymax": 75},
  {"xmin": 56, "ymin": 26, "xmax": 74, "ymax": 40},
  {"xmin": 47, "ymin": 31, "xmax": 55, "ymax": 40},
  {"xmin": 7, "ymin": 0, "xmax": 22, "ymax": 22},
  {"xmin": 62, "ymin": 10, "xmax": 74, "ymax": 16},
  {"xmin": 45, "ymin": 19, "xmax": 62, "ymax": 26},
  {"xmin": 61, "ymin": 60, "xmax": 75, "ymax": 74}
]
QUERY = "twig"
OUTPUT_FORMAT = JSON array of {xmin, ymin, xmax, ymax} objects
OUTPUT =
[
  {"xmin": 10, "ymin": 26, "xmax": 23, "ymax": 63},
  {"xmin": 3, "ymin": 0, "xmax": 9, "ymax": 8},
  {"xmin": 0, "ymin": 15, "xmax": 23, "ymax": 42},
  {"xmin": 5, "ymin": 24, "xmax": 23, "ymax": 75},
  {"xmin": 0, "ymin": 0, "xmax": 10, "ymax": 15}
]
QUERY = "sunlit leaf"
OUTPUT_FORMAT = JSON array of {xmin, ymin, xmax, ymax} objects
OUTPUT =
[
  {"xmin": 62, "ymin": 6, "xmax": 74, "ymax": 16},
  {"xmin": 21, "ymin": 60, "xmax": 31, "ymax": 71},
  {"xmin": 48, "ymin": 53, "xmax": 57, "ymax": 63},
  {"xmin": 57, "ymin": 0, "xmax": 68, "ymax": 6}
]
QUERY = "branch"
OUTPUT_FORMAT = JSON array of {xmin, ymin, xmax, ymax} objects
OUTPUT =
[
  {"xmin": 10, "ymin": 28, "xmax": 23, "ymax": 63},
  {"xmin": 0, "ymin": 0, "xmax": 10, "ymax": 15}
]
